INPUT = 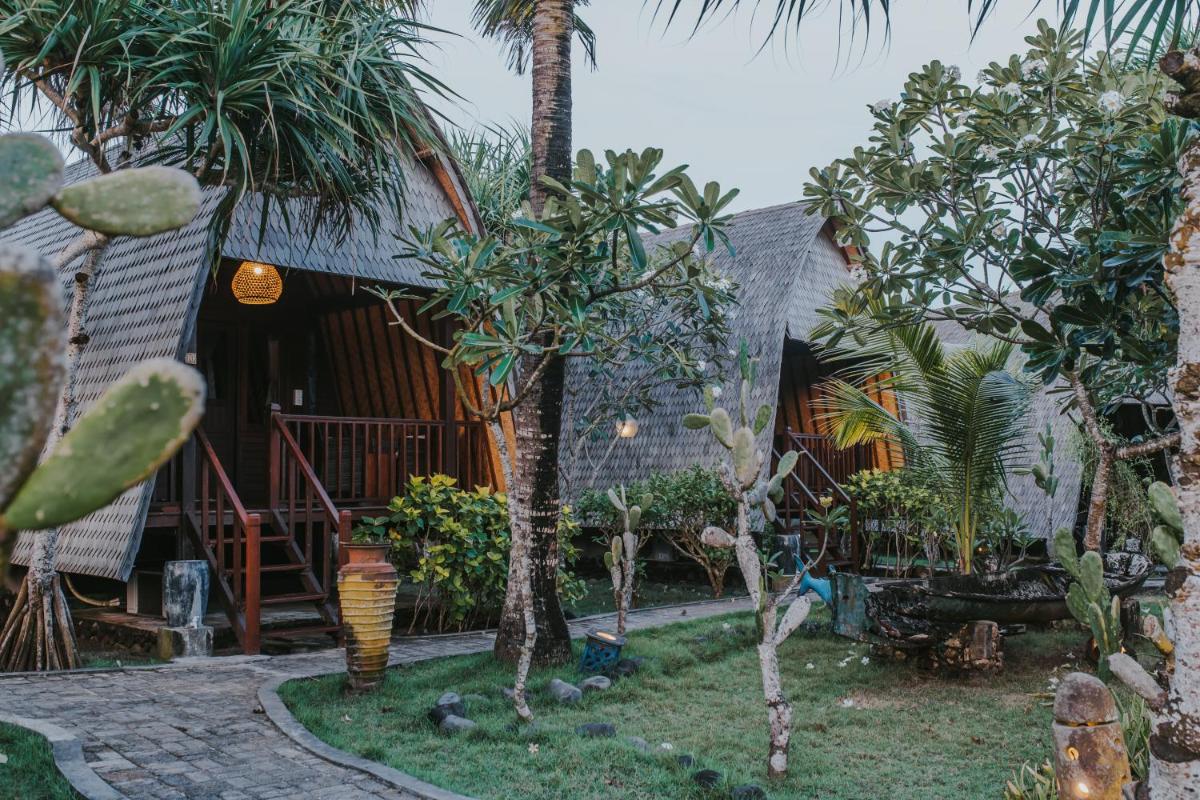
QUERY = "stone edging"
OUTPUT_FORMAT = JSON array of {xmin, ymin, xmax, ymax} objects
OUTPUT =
[
  {"xmin": 257, "ymin": 677, "xmax": 478, "ymax": 800},
  {"xmin": 0, "ymin": 712, "xmax": 125, "ymax": 800}
]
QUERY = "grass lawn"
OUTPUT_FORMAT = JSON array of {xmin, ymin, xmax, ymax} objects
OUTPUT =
[
  {"xmin": 0, "ymin": 723, "xmax": 79, "ymax": 800},
  {"xmin": 565, "ymin": 577, "xmax": 743, "ymax": 618},
  {"xmin": 281, "ymin": 608, "xmax": 1082, "ymax": 800}
]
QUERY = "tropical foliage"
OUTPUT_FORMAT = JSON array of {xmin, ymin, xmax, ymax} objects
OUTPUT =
[
  {"xmin": 845, "ymin": 467, "xmax": 956, "ymax": 575},
  {"xmin": 446, "ymin": 124, "xmax": 532, "ymax": 239},
  {"xmin": 815, "ymin": 312, "xmax": 1032, "ymax": 574}
]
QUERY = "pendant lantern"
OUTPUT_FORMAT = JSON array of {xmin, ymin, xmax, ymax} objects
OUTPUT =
[{"xmin": 231, "ymin": 261, "xmax": 283, "ymax": 305}]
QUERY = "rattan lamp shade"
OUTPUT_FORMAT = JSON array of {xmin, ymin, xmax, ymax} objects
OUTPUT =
[{"xmin": 232, "ymin": 261, "xmax": 283, "ymax": 305}]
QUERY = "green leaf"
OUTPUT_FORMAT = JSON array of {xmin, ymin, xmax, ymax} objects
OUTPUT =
[
  {"xmin": 2, "ymin": 359, "xmax": 204, "ymax": 532},
  {"xmin": 0, "ymin": 134, "xmax": 64, "ymax": 228}
]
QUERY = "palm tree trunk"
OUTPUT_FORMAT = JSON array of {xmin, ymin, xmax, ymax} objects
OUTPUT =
[
  {"xmin": 492, "ymin": 0, "xmax": 575, "ymax": 666},
  {"xmin": 494, "ymin": 353, "xmax": 572, "ymax": 665}
]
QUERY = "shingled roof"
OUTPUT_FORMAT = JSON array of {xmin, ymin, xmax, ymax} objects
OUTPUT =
[
  {"xmin": 1, "ymin": 142, "xmax": 475, "ymax": 581},
  {"xmin": 561, "ymin": 201, "xmax": 841, "ymax": 495}
]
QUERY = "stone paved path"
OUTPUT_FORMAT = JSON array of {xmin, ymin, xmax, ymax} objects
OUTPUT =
[{"xmin": 0, "ymin": 598, "xmax": 750, "ymax": 799}]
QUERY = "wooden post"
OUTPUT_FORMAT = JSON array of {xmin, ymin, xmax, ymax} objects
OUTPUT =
[
  {"xmin": 337, "ymin": 510, "xmax": 352, "ymax": 569},
  {"xmin": 244, "ymin": 512, "xmax": 262, "ymax": 655},
  {"xmin": 268, "ymin": 403, "xmax": 281, "ymax": 514}
]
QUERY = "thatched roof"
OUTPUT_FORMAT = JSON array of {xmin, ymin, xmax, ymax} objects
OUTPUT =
[
  {"xmin": 560, "ymin": 201, "xmax": 840, "ymax": 495},
  {"xmin": 1, "ymin": 144, "xmax": 476, "ymax": 581}
]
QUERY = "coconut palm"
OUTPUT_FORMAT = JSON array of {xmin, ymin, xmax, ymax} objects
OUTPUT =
[{"xmin": 815, "ymin": 303, "xmax": 1032, "ymax": 575}]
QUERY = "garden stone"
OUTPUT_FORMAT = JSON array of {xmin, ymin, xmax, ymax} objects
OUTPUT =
[
  {"xmin": 437, "ymin": 691, "xmax": 463, "ymax": 708},
  {"xmin": 427, "ymin": 705, "xmax": 457, "ymax": 725},
  {"xmin": 614, "ymin": 658, "xmax": 642, "ymax": 678},
  {"xmin": 439, "ymin": 715, "xmax": 476, "ymax": 734},
  {"xmin": 693, "ymin": 769, "xmax": 723, "ymax": 789},
  {"xmin": 575, "ymin": 722, "xmax": 616, "ymax": 738},
  {"xmin": 625, "ymin": 736, "xmax": 650, "ymax": 752},
  {"xmin": 731, "ymin": 785, "xmax": 767, "ymax": 799},
  {"xmin": 580, "ymin": 675, "xmax": 612, "ymax": 692},
  {"xmin": 547, "ymin": 678, "xmax": 582, "ymax": 704},
  {"xmin": 676, "ymin": 755, "xmax": 696, "ymax": 768}
]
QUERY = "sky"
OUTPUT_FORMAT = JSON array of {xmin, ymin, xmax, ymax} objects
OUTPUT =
[{"xmin": 421, "ymin": 1, "xmax": 1059, "ymax": 214}]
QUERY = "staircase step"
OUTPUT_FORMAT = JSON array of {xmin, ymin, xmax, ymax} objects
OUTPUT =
[
  {"xmin": 264, "ymin": 625, "xmax": 341, "ymax": 639},
  {"xmin": 261, "ymin": 591, "xmax": 328, "ymax": 605},
  {"xmin": 257, "ymin": 563, "xmax": 311, "ymax": 574}
]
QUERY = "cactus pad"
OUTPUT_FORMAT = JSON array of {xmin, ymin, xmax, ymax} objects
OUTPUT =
[
  {"xmin": 0, "ymin": 246, "xmax": 66, "ymax": 511},
  {"xmin": 52, "ymin": 166, "xmax": 202, "ymax": 237},
  {"xmin": 709, "ymin": 408, "xmax": 734, "ymax": 448},
  {"xmin": 1, "ymin": 359, "xmax": 205, "ymax": 532},
  {"xmin": 0, "ymin": 134, "xmax": 65, "ymax": 228}
]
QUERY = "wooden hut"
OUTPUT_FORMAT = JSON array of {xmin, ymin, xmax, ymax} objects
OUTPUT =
[{"xmin": 0, "ymin": 137, "xmax": 501, "ymax": 653}]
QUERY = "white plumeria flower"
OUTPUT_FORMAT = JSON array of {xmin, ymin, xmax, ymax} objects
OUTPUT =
[
  {"xmin": 976, "ymin": 70, "xmax": 990, "ymax": 84},
  {"xmin": 528, "ymin": 743, "xmax": 540, "ymax": 755},
  {"xmin": 1098, "ymin": 90, "xmax": 1125, "ymax": 115},
  {"xmin": 659, "ymin": 742, "xmax": 675, "ymax": 751},
  {"xmin": 1018, "ymin": 133, "xmax": 1040, "ymax": 150},
  {"xmin": 999, "ymin": 82, "xmax": 1023, "ymax": 99},
  {"xmin": 991, "ymin": 222, "xmax": 1007, "ymax": 239},
  {"xmin": 806, "ymin": 662, "xmax": 815, "ymax": 670},
  {"xmin": 954, "ymin": 109, "xmax": 974, "ymax": 126},
  {"xmin": 861, "ymin": 656, "xmax": 871, "ymax": 666},
  {"xmin": 710, "ymin": 385, "xmax": 723, "ymax": 398},
  {"xmin": 1021, "ymin": 58, "xmax": 1047, "ymax": 78},
  {"xmin": 871, "ymin": 98, "xmax": 894, "ymax": 114},
  {"xmin": 946, "ymin": 65, "xmax": 962, "ymax": 82},
  {"xmin": 697, "ymin": 360, "xmax": 707, "ymax": 372},
  {"xmin": 979, "ymin": 144, "xmax": 1001, "ymax": 161},
  {"xmin": 840, "ymin": 698, "xmax": 856, "ymax": 708},
  {"xmin": 722, "ymin": 622, "xmax": 731, "ymax": 631}
]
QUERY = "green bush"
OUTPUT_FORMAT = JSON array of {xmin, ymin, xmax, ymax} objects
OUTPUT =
[
  {"xmin": 363, "ymin": 474, "xmax": 582, "ymax": 632},
  {"xmin": 578, "ymin": 466, "xmax": 737, "ymax": 597},
  {"xmin": 846, "ymin": 467, "xmax": 955, "ymax": 575}
]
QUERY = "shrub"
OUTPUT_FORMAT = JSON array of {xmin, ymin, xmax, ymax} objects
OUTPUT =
[
  {"xmin": 364, "ymin": 475, "xmax": 582, "ymax": 632},
  {"xmin": 846, "ymin": 467, "xmax": 954, "ymax": 575},
  {"xmin": 578, "ymin": 466, "xmax": 737, "ymax": 597}
]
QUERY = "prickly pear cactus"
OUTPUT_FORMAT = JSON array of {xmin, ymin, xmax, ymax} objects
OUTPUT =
[
  {"xmin": 0, "ymin": 134, "xmax": 65, "ymax": 228},
  {"xmin": 1055, "ymin": 527, "xmax": 1122, "ymax": 677},
  {"xmin": 52, "ymin": 166, "xmax": 202, "ymax": 236},
  {"xmin": 1147, "ymin": 481, "xmax": 1183, "ymax": 568},
  {"xmin": 605, "ymin": 485, "xmax": 652, "ymax": 635}
]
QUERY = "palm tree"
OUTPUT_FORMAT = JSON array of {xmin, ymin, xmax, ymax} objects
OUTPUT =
[
  {"xmin": 814, "ymin": 305, "xmax": 1032, "ymax": 575},
  {"xmin": 0, "ymin": 0, "xmax": 446, "ymax": 671}
]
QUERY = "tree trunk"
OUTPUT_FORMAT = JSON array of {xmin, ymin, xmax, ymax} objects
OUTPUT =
[
  {"xmin": 1148, "ymin": 136, "xmax": 1200, "ymax": 796},
  {"xmin": 494, "ymin": 354, "xmax": 572, "ymax": 665},
  {"xmin": 528, "ymin": 0, "xmax": 573, "ymax": 215}
]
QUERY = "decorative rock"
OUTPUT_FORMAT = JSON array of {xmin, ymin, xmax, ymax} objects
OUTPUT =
[
  {"xmin": 428, "ymin": 705, "xmax": 457, "ymax": 725},
  {"xmin": 693, "ymin": 769, "xmax": 722, "ymax": 789},
  {"xmin": 625, "ymin": 736, "xmax": 650, "ymax": 752},
  {"xmin": 580, "ymin": 675, "xmax": 612, "ymax": 692},
  {"xmin": 1052, "ymin": 672, "xmax": 1130, "ymax": 800},
  {"xmin": 614, "ymin": 658, "xmax": 641, "ymax": 678},
  {"xmin": 437, "ymin": 691, "xmax": 463, "ymax": 708},
  {"xmin": 731, "ymin": 785, "xmax": 767, "ymax": 799},
  {"xmin": 1053, "ymin": 672, "xmax": 1118, "ymax": 725},
  {"xmin": 676, "ymin": 755, "xmax": 696, "ymax": 769},
  {"xmin": 430, "ymin": 691, "xmax": 466, "ymax": 720},
  {"xmin": 439, "ymin": 715, "xmax": 477, "ymax": 734},
  {"xmin": 547, "ymin": 678, "xmax": 582, "ymax": 705},
  {"xmin": 575, "ymin": 722, "xmax": 616, "ymax": 738}
]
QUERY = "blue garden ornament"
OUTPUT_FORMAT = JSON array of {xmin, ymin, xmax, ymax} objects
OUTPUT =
[
  {"xmin": 579, "ymin": 630, "xmax": 627, "ymax": 675},
  {"xmin": 794, "ymin": 555, "xmax": 833, "ymax": 605}
]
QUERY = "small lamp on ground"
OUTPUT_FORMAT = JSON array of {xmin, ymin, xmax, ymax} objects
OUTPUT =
[
  {"xmin": 1052, "ymin": 672, "xmax": 1131, "ymax": 800},
  {"xmin": 579, "ymin": 630, "xmax": 627, "ymax": 675}
]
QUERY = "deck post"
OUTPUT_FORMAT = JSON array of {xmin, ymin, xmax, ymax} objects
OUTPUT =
[
  {"xmin": 245, "ymin": 512, "xmax": 262, "ymax": 655},
  {"xmin": 268, "ymin": 403, "xmax": 282, "ymax": 513},
  {"xmin": 337, "ymin": 510, "xmax": 353, "ymax": 569}
]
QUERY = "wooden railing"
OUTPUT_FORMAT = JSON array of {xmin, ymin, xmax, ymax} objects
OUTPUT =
[
  {"xmin": 277, "ymin": 413, "xmax": 489, "ymax": 504},
  {"xmin": 774, "ymin": 430, "xmax": 865, "ymax": 572},
  {"xmin": 188, "ymin": 428, "xmax": 261, "ymax": 654},
  {"xmin": 269, "ymin": 408, "xmax": 352, "ymax": 594}
]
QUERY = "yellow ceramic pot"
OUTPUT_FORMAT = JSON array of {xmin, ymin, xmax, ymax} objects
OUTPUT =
[{"xmin": 338, "ymin": 543, "xmax": 398, "ymax": 691}]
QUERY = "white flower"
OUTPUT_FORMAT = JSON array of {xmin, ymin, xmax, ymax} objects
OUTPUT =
[
  {"xmin": 697, "ymin": 360, "xmax": 707, "ymax": 372},
  {"xmin": 528, "ymin": 743, "xmax": 540, "ymax": 755},
  {"xmin": 1021, "ymin": 58, "xmax": 1047, "ymax": 78},
  {"xmin": 999, "ymin": 82, "xmax": 1023, "ymax": 99},
  {"xmin": 946, "ymin": 65, "xmax": 962, "ymax": 82},
  {"xmin": 954, "ymin": 109, "xmax": 974, "ymax": 127},
  {"xmin": 1098, "ymin": 90, "xmax": 1125, "ymax": 115},
  {"xmin": 840, "ymin": 698, "xmax": 856, "ymax": 708},
  {"xmin": 1018, "ymin": 133, "xmax": 1040, "ymax": 150},
  {"xmin": 871, "ymin": 98, "xmax": 894, "ymax": 115},
  {"xmin": 991, "ymin": 222, "xmax": 1007, "ymax": 239},
  {"xmin": 710, "ymin": 385, "xmax": 723, "ymax": 399},
  {"xmin": 977, "ymin": 69, "xmax": 990, "ymax": 84},
  {"xmin": 659, "ymin": 742, "xmax": 675, "ymax": 751},
  {"xmin": 861, "ymin": 656, "xmax": 871, "ymax": 665},
  {"xmin": 722, "ymin": 622, "xmax": 731, "ymax": 631},
  {"xmin": 849, "ymin": 264, "xmax": 868, "ymax": 284},
  {"xmin": 979, "ymin": 144, "xmax": 1001, "ymax": 161},
  {"xmin": 806, "ymin": 662, "xmax": 815, "ymax": 670}
]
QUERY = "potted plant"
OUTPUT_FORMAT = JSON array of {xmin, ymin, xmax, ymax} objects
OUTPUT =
[{"xmin": 338, "ymin": 518, "xmax": 398, "ymax": 691}]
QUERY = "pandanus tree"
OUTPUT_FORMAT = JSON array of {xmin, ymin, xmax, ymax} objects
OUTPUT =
[
  {"xmin": 0, "ymin": 0, "xmax": 447, "ymax": 670},
  {"xmin": 374, "ymin": 146, "xmax": 737, "ymax": 716},
  {"xmin": 813, "ymin": 305, "xmax": 1032, "ymax": 574}
]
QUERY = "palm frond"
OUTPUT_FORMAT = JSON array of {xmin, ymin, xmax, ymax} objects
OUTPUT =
[
  {"xmin": 472, "ymin": 0, "xmax": 597, "ymax": 74},
  {"xmin": 649, "ymin": 0, "xmax": 893, "ymax": 51}
]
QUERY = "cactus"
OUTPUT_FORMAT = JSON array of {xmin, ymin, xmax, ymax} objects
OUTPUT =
[
  {"xmin": 681, "ymin": 340, "xmax": 816, "ymax": 779},
  {"xmin": 1147, "ymin": 480, "xmax": 1183, "ymax": 568},
  {"xmin": 0, "ymin": 89, "xmax": 205, "ymax": 672},
  {"xmin": 1055, "ymin": 527, "xmax": 1122, "ymax": 678},
  {"xmin": 604, "ymin": 485, "xmax": 651, "ymax": 635}
]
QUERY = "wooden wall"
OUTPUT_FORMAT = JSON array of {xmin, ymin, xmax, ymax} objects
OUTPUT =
[{"xmin": 775, "ymin": 339, "xmax": 902, "ymax": 471}]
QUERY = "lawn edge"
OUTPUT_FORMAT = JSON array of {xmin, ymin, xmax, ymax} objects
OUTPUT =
[
  {"xmin": 257, "ymin": 676, "xmax": 478, "ymax": 800},
  {"xmin": 0, "ymin": 712, "xmax": 125, "ymax": 800}
]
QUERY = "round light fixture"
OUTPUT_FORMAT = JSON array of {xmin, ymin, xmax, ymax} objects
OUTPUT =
[
  {"xmin": 616, "ymin": 415, "xmax": 639, "ymax": 439},
  {"xmin": 231, "ymin": 260, "xmax": 283, "ymax": 305}
]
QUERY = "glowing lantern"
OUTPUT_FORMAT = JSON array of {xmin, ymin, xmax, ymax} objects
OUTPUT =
[
  {"xmin": 616, "ymin": 415, "xmax": 639, "ymax": 439},
  {"xmin": 578, "ymin": 630, "xmax": 626, "ymax": 675},
  {"xmin": 232, "ymin": 261, "xmax": 283, "ymax": 305},
  {"xmin": 1052, "ymin": 672, "xmax": 1131, "ymax": 800}
]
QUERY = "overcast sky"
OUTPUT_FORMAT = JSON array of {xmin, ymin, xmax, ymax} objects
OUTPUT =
[{"xmin": 422, "ymin": 1, "xmax": 1059, "ymax": 214}]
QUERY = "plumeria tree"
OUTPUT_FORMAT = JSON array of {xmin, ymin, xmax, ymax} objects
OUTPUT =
[
  {"xmin": 375, "ymin": 146, "xmax": 736, "ymax": 715},
  {"xmin": 804, "ymin": 21, "xmax": 1186, "ymax": 552}
]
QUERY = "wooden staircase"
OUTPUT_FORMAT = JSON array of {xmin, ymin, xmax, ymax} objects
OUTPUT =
[
  {"xmin": 773, "ymin": 430, "xmax": 868, "ymax": 576},
  {"xmin": 183, "ymin": 420, "xmax": 350, "ymax": 654}
]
